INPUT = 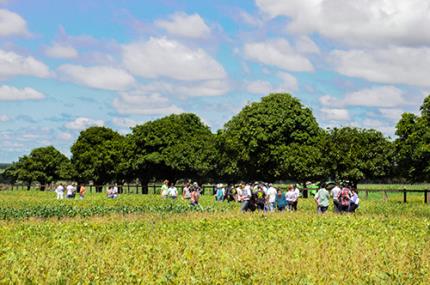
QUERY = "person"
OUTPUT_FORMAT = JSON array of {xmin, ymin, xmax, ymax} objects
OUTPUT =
[
  {"xmin": 190, "ymin": 187, "xmax": 200, "ymax": 208},
  {"xmin": 285, "ymin": 185, "xmax": 297, "ymax": 211},
  {"xmin": 79, "ymin": 184, "xmax": 86, "ymax": 200},
  {"xmin": 214, "ymin": 183, "xmax": 225, "ymax": 202},
  {"xmin": 266, "ymin": 183, "xmax": 277, "ymax": 212},
  {"xmin": 55, "ymin": 183, "xmax": 64, "ymax": 200},
  {"xmin": 182, "ymin": 181, "xmax": 191, "ymax": 200},
  {"xmin": 255, "ymin": 185, "xmax": 266, "ymax": 211},
  {"xmin": 292, "ymin": 184, "xmax": 300, "ymax": 211},
  {"xmin": 348, "ymin": 188, "xmax": 359, "ymax": 212},
  {"xmin": 338, "ymin": 184, "xmax": 352, "ymax": 213},
  {"xmin": 240, "ymin": 183, "xmax": 252, "ymax": 212},
  {"xmin": 236, "ymin": 184, "xmax": 243, "ymax": 202},
  {"xmin": 190, "ymin": 182, "xmax": 202, "ymax": 195},
  {"xmin": 160, "ymin": 180, "xmax": 169, "ymax": 198},
  {"xmin": 315, "ymin": 184, "xmax": 330, "ymax": 214},
  {"xmin": 167, "ymin": 182, "xmax": 178, "ymax": 199},
  {"xmin": 66, "ymin": 183, "xmax": 75, "ymax": 199},
  {"xmin": 113, "ymin": 184, "xmax": 119, "ymax": 196},
  {"xmin": 275, "ymin": 188, "xmax": 287, "ymax": 211},
  {"xmin": 224, "ymin": 184, "xmax": 236, "ymax": 202},
  {"xmin": 331, "ymin": 182, "xmax": 341, "ymax": 212}
]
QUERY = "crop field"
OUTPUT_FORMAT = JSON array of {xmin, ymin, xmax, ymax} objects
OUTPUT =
[{"xmin": 0, "ymin": 190, "xmax": 429, "ymax": 284}]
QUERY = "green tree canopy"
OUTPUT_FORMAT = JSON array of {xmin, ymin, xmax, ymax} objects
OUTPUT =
[
  {"xmin": 395, "ymin": 95, "xmax": 430, "ymax": 182},
  {"xmin": 217, "ymin": 93, "xmax": 321, "ymax": 182},
  {"xmin": 321, "ymin": 127, "xmax": 394, "ymax": 185},
  {"xmin": 71, "ymin": 126, "xmax": 123, "ymax": 191},
  {"xmin": 5, "ymin": 146, "xmax": 72, "ymax": 190},
  {"xmin": 129, "ymin": 113, "xmax": 216, "ymax": 192}
]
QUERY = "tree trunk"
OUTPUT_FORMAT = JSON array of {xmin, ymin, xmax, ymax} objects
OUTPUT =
[
  {"xmin": 96, "ymin": 185, "xmax": 103, "ymax": 193},
  {"xmin": 27, "ymin": 183, "xmax": 31, "ymax": 191},
  {"xmin": 40, "ymin": 184, "xmax": 46, "ymax": 191},
  {"xmin": 302, "ymin": 182, "xmax": 308, "ymax": 198}
]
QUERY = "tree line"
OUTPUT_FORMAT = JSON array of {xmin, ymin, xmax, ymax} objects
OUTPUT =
[{"xmin": 3, "ymin": 93, "xmax": 430, "ymax": 191}]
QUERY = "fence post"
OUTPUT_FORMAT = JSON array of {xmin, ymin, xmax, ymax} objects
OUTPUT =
[
  {"xmin": 365, "ymin": 190, "xmax": 368, "ymax": 199},
  {"xmin": 383, "ymin": 191, "xmax": 388, "ymax": 201},
  {"xmin": 153, "ymin": 184, "xmax": 156, "ymax": 195},
  {"xmin": 90, "ymin": 185, "xmax": 93, "ymax": 193},
  {"xmin": 425, "ymin": 190, "xmax": 428, "ymax": 204},
  {"xmin": 403, "ymin": 189, "xmax": 407, "ymax": 203}
]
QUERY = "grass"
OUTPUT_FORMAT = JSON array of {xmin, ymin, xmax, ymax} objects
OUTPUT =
[{"xmin": 0, "ymin": 190, "xmax": 429, "ymax": 283}]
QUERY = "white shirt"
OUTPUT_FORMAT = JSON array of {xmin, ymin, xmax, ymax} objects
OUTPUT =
[
  {"xmin": 55, "ymin": 185, "xmax": 64, "ymax": 193},
  {"xmin": 168, "ymin": 186, "xmax": 177, "ymax": 197},
  {"xmin": 242, "ymin": 185, "xmax": 252, "ymax": 201},
  {"xmin": 331, "ymin": 186, "xmax": 341, "ymax": 200},
  {"xmin": 267, "ymin": 187, "xmax": 277, "ymax": 203},
  {"xmin": 66, "ymin": 185, "xmax": 74, "ymax": 195},
  {"xmin": 286, "ymin": 190, "xmax": 298, "ymax": 202},
  {"xmin": 112, "ymin": 186, "xmax": 118, "ymax": 194}
]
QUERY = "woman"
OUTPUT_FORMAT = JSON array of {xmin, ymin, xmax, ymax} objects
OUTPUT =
[
  {"xmin": 348, "ymin": 189, "xmax": 359, "ymax": 212},
  {"xmin": 79, "ymin": 184, "xmax": 86, "ymax": 200},
  {"xmin": 182, "ymin": 181, "xmax": 191, "ymax": 200},
  {"xmin": 275, "ymin": 188, "xmax": 287, "ymax": 211},
  {"xmin": 285, "ymin": 185, "xmax": 297, "ymax": 211}
]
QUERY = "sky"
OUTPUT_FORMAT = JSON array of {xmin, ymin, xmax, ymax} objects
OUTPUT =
[{"xmin": 1, "ymin": 0, "xmax": 429, "ymax": 163}]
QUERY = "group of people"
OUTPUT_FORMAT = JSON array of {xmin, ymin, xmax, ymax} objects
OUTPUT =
[
  {"xmin": 54, "ymin": 183, "xmax": 86, "ymax": 200},
  {"xmin": 214, "ymin": 181, "xmax": 360, "ymax": 214},
  {"xmin": 315, "ymin": 182, "xmax": 359, "ymax": 214},
  {"xmin": 214, "ymin": 182, "xmax": 300, "ymax": 212},
  {"xmin": 160, "ymin": 180, "xmax": 201, "ymax": 207}
]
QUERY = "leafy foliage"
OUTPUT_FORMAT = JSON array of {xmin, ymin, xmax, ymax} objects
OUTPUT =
[
  {"xmin": 4, "ymin": 146, "xmax": 72, "ymax": 189},
  {"xmin": 71, "ymin": 127, "xmax": 123, "ymax": 187},
  {"xmin": 320, "ymin": 127, "xmax": 394, "ymax": 184},
  {"xmin": 217, "ymin": 93, "xmax": 321, "ymax": 181},
  {"xmin": 129, "ymin": 113, "xmax": 216, "ymax": 185},
  {"xmin": 395, "ymin": 95, "xmax": 430, "ymax": 182}
]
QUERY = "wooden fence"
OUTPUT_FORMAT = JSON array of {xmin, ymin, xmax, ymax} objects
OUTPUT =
[{"xmin": 2, "ymin": 184, "xmax": 429, "ymax": 204}]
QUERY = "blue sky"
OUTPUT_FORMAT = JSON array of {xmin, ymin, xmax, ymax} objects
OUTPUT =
[{"xmin": 1, "ymin": 0, "xmax": 429, "ymax": 162}]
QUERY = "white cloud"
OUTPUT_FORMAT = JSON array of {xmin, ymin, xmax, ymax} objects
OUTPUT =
[
  {"xmin": 113, "ymin": 90, "xmax": 183, "ymax": 116},
  {"xmin": 244, "ymin": 39, "xmax": 314, "ymax": 72},
  {"xmin": 321, "ymin": 108, "xmax": 350, "ymax": 121},
  {"xmin": 256, "ymin": 0, "xmax": 430, "ymax": 47},
  {"xmin": 45, "ymin": 42, "xmax": 78, "ymax": 59},
  {"xmin": 0, "ymin": 49, "xmax": 50, "ymax": 79},
  {"xmin": 320, "ymin": 86, "xmax": 408, "ymax": 108},
  {"xmin": 379, "ymin": 108, "xmax": 404, "ymax": 121},
  {"xmin": 246, "ymin": 72, "xmax": 298, "ymax": 95},
  {"xmin": 0, "ymin": 114, "xmax": 9, "ymax": 122},
  {"xmin": 246, "ymin": 80, "xmax": 273, "ymax": 94},
  {"xmin": 58, "ymin": 64, "xmax": 135, "ymax": 91},
  {"xmin": 0, "ymin": 9, "xmax": 28, "ymax": 37},
  {"xmin": 0, "ymin": 85, "xmax": 45, "ymax": 101},
  {"xmin": 65, "ymin": 117, "xmax": 104, "ymax": 130},
  {"xmin": 331, "ymin": 47, "xmax": 430, "ymax": 87},
  {"xmin": 238, "ymin": 11, "xmax": 263, "ymax": 27},
  {"xmin": 277, "ymin": 72, "xmax": 298, "ymax": 92},
  {"xmin": 122, "ymin": 37, "xmax": 226, "ymax": 81},
  {"xmin": 112, "ymin": 117, "xmax": 138, "ymax": 128},
  {"xmin": 57, "ymin": 132, "xmax": 72, "ymax": 141},
  {"xmin": 295, "ymin": 36, "xmax": 320, "ymax": 54},
  {"xmin": 155, "ymin": 12, "xmax": 210, "ymax": 39}
]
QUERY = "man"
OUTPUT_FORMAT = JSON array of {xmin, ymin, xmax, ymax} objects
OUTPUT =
[
  {"xmin": 348, "ymin": 188, "xmax": 359, "ymax": 213},
  {"xmin": 240, "ymin": 183, "xmax": 252, "ymax": 212},
  {"xmin": 66, "ymin": 183, "xmax": 75, "ymax": 199},
  {"xmin": 160, "ymin": 180, "xmax": 169, "ymax": 198},
  {"xmin": 292, "ymin": 184, "xmax": 300, "ymax": 211},
  {"xmin": 255, "ymin": 186, "xmax": 266, "ymax": 211},
  {"xmin": 315, "ymin": 183, "xmax": 330, "ymax": 214},
  {"xmin": 55, "ymin": 183, "xmax": 64, "ymax": 200},
  {"xmin": 266, "ymin": 183, "xmax": 277, "ymax": 212},
  {"xmin": 331, "ymin": 182, "xmax": 341, "ymax": 213}
]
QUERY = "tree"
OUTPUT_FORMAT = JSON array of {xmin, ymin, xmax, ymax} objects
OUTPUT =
[
  {"xmin": 320, "ymin": 127, "xmax": 394, "ymax": 186},
  {"xmin": 71, "ymin": 126, "xmax": 123, "ymax": 192},
  {"xmin": 6, "ymin": 146, "xmax": 72, "ymax": 190},
  {"xmin": 217, "ymin": 93, "xmax": 322, "ymax": 182},
  {"xmin": 395, "ymin": 95, "xmax": 430, "ymax": 182},
  {"xmin": 129, "ymin": 113, "xmax": 216, "ymax": 193}
]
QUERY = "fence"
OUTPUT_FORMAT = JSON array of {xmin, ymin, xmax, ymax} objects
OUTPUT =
[{"xmin": 1, "ymin": 184, "xmax": 429, "ymax": 204}]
